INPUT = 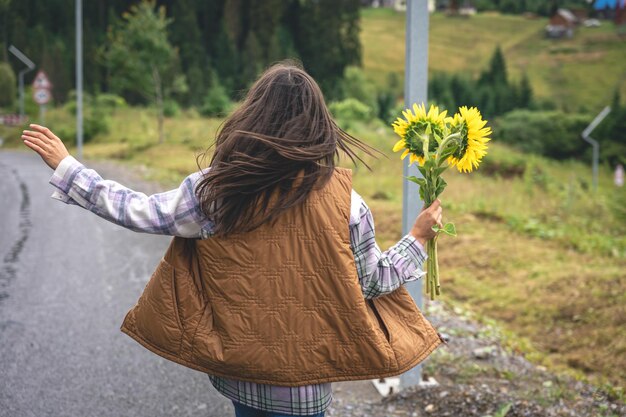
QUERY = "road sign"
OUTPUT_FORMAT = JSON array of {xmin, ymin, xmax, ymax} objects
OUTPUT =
[
  {"xmin": 33, "ymin": 70, "xmax": 52, "ymax": 90},
  {"xmin": 33, "ymin": 88, "xmax": 52, "ymax": 105}
]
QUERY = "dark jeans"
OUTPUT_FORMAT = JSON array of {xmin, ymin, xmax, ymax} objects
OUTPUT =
[{"xmin": 231, "ymin": 400, "xmax": 325, "ymax": 417}]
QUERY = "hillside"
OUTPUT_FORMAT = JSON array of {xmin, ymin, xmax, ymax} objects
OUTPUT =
[{"xmin": 360, "ymin": 8, "xmax": 626, "ymax": 111}]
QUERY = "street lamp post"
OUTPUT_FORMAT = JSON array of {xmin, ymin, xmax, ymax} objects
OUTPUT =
[
  {"xmin": 581, "ymin": 106, "xmax": 611, "ymax": 192},
  {"xmin": 8, "ymin": 45, "xmax": 35, "ymax": 121},
  {"xmin": 400, "ymin": 0, "xmax": 430, "ymax": 388},
  {"xmin": 76, "ymin": 0, "xmax": 84, "ymax": 159}
]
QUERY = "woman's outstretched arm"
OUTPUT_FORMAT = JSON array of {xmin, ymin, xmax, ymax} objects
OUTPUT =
[{"xmin": 22, "ymin": 124, "xmax": 214, "ymax": 238}]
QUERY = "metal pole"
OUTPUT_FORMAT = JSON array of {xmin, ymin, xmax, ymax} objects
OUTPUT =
[
  {"xmin": 18, "ymin": 69, "xmax": 25, "ymax": 118},
  {"xmin": 400, "ymin": 0, "xmax": 430, "ymax": 388},
  {"xmin": 581, "ymin": 106, "xmax": 611, "ymax": 192},
  {"xmin": 76, "ymin": 0, "xmax": 84, "ymax": 159},
  {"xmin": 8, "ymin": 45, "xmax": 35, "ymax": 121}
]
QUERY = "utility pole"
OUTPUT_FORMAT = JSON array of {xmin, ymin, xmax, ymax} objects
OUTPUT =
[
  {"xmin": 8, "ymin": 45, "xmax": 35, "ymax": 121},
  {"xmin": 581, "ymin": 106, "xmax": 611, "ymax": 191},
  {"xmin": 400, "ymin": 0, "xmax": 430, "ymax": 389},
  {"xmin": 370, "ymin": 1, "xmax": 433, "ymax": 396},
  {"xmin": 76, "ymin": 0, "xmax": 84, "ymax": 159}
]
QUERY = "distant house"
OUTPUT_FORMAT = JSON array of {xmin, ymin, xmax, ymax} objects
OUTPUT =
[
  {"xmin": 545, "ymin": 8, "xmax": 577, "ymax": 38},
  {"xmin": 594, "ymin": 0, "xmax": 626, "ymax": 19},
  {"xmin": 570, "ymin": 8, "xmax": 589, "ymax": 21},
  {"xmin": 365, "ymin": 0, "xmax": 436, "ymax": 13},
  {"xmin": 594, "ymin": 0, "xmax": 626, "ymax": 10}
]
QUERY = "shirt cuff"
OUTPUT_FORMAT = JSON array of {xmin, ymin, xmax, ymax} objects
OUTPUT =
[
  {"xmin": 398, "ymin": 234, "xmax": 428, "ymax": 261},
  {"xmin": 49, "ymin": 155, "xmax": 84, "ymax": 194},
  {"xmin": 396, "ymin": 234, "xmax": 428, "ymax": 282}
]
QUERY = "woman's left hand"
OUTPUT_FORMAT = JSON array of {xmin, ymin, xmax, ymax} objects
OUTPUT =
[{"xmin": 22, "ymin": 124, "xmax": 70, "ymax": 170}]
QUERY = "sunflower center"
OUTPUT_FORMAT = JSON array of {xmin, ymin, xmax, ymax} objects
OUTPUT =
[{"xmin": 404, "ymin": 120, "xmax": 444, "ymax": 157}]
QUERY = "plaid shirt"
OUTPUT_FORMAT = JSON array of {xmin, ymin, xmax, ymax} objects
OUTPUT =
[{"xmin": 49, "ymin": 155, "xmax": 428, "ymax": 416}]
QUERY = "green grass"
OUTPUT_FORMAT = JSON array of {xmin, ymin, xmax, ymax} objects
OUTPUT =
[{"xmin": 360, "ymin": 8, "xmax": 626, "ymax": 111}]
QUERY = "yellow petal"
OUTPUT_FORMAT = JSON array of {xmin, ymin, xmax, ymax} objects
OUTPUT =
[
  {"xmin": 401, "ymin": 149, "xmax": 410, "ymax": 160},
  {"xmin": 393, "ymin": 139, "xmax": 406, "ymax": 152}
]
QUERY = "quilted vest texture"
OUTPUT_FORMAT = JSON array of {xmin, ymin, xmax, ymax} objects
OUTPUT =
[{"xmin": 120, "ymin": 167, "xmax": 443, "ymax": 386}]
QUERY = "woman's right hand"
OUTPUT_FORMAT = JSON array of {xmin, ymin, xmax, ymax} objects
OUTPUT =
[
  {"xmin": 410, "ymin": 199, "xmax": 443, "ymax": 246},
  {"xmin": 21, "ymin": 124, "xmax": 70, "ymax": 170}
]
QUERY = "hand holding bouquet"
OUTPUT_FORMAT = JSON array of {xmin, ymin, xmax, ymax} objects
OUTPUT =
[{"xmin": 392, "ymin": 104, "xmax": 492, "ymax": 300}]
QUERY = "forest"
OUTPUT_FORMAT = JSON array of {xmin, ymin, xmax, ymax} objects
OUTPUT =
[
  {"xmin": 0, "ymin": 0, "xmax": 624, "ymax": 163},
  {"xmin": 0, "ymin": 0, "xmax": 361, "ymax": 105}
]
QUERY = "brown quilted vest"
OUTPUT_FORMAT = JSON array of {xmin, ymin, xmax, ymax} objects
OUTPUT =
[{"xmin": 120, "ymin": 167, "xmax": 443, "ymax": 386}]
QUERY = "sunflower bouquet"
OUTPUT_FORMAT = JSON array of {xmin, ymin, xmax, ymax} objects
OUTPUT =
[{"xmin": 392, "ymin": 104, "xmax": 491, "ymax": 300}]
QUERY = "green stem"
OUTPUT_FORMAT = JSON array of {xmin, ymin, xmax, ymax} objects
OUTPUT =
[
  {"xmin": 422, "ymin": 167, "xmax": 443, "ymax": 300},
  {"xmin": 434, "ymin": 132, "xmax": 461, "ymax": 165},
  {"xmin": 434, "ymin": 234, "xmax": 440, "ymax": 296}
]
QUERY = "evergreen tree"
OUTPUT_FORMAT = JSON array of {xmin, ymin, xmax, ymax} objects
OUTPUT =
[
  {"xmin": 169, "ymin": 0, "xmax": 206, "ymax": 106},
  {"xmin": 479, "ymin": 46, "xmax": 508, "ymax": 86},
  {"xmin": 294, "ymin": 0, "xmax": 361, "ymax": 98},
  {"xmin": 518, "ymin": 73, "xmax": 533, "ymax": 109}
]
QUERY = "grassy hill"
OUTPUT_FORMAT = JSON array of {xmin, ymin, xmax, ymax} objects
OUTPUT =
[{"xmin": 360, "ymin": 8, "xmax": 626, "ymax": 112}]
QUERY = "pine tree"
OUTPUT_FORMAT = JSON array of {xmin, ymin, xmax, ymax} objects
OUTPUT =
[
  {"xmin": 479, "ymin": 46, "xmax": 508, "ymax": 86},
  {"xmin": 518, "ymin": 72, "xmax": 533, "ymax": 109},
  {"xmin": 170, "ymin": 0, "xmax": 206, "ymax": 106}
]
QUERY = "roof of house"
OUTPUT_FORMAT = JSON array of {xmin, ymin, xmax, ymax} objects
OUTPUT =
[
  {"xmin": 555, "ymin": 8, "xmax": 577, "ymax": 23},
  {"xmin": 594, "ymin": 0, "xmax": 626, "ymax": 10}
]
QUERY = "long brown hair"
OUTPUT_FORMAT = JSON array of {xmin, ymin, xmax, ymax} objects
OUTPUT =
[{"xmin": 195, "ymin": 61, "xmax": 379, "ymax": 237}]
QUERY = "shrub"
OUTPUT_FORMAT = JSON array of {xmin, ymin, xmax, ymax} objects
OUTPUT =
[
  {"xmin": 61, "ymin": 92, "xmax": 112, "ymax": 143},
  {"xmin": 163, "ymin": 99, "xmax": 181, "ymax": 117},
  {"xmin": 495, "ymin": 110, "xmax": 591, "ymax": 160},
  {"xmin": 329, "ymin": 98, "xmax": 373, "ymax": 129},
  {"xmin": 95, "ymin": 93, "xmax": 127, "ymax": 109},
  {"xmin": 0, "ymin": 63, "xmax": 16, "ymax": 108},
  {"xmin": 340, "ymin": 66, "xmax": 378, "ymax": 116},
  {"xmin": 200, "ymin": 78, "xmax": 231, "ymax": 117}
]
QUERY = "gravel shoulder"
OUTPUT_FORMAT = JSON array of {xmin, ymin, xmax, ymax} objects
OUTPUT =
[{"xmin": 327, "ymin": 301, "xmax": 625, "ymax": 417}]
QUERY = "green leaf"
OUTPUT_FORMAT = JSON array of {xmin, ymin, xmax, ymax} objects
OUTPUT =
[
  {"xmin": 406, "ymin": 176, "xmax": 427, "ymax": 187},
  {"xmin": 417, "ymin": 164, "xmax": 428, "ymax": 177},
  {"xmin": 433, "ymin": 131, "xmax": 442, "ymax": 145},
  {"xmin": 432, "ymin": 175, "xmax": 447, "ymax": 196},
  {"xmin": 434, "ymin": 166, "xmax": 448, "ymax": 176},
  {"xmin": 441, "ymin": 222, "xmax": 457, "ymax": 236},
  {"xmin": 439, "ymin": 144, "xmax": 458, "ymax": 160},
  {"xmin": 494, "ymin": 403, "xmax": 513, "ymax": 417}
]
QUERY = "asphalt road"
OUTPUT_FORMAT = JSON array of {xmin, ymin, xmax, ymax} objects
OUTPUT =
[{"xmin": 0, "ymin": 151, "xmax": 232, "ymax": 417}]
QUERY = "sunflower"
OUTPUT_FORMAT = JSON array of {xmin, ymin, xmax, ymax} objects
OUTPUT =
[
  {"xmin": 446, "ymin": 106, "xmax": 492, "ymax": 173},
  {"xmin": 392, "ymin": 103, "xmax": 448, "ymax": 166}
]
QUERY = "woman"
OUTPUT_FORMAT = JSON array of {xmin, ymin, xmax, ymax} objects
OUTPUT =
[{"xmin": 21, "ymin": 61, "xmax": 443, "ymax": 417}]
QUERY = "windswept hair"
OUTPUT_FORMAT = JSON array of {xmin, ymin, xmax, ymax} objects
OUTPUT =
[{"xmin": 195, "ymin": 60, "xmax": 380, "ymax": 237}]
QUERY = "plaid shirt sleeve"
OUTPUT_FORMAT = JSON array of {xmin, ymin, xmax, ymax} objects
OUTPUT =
[
  {"xmin": 49, "ymin": 155, "xmax": 215, "ymax": 238},
  {"xmin": 349, "ymin": 189, "xmax": 428, "ymax": 299}
]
